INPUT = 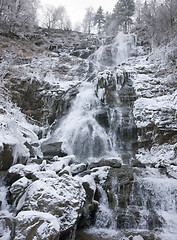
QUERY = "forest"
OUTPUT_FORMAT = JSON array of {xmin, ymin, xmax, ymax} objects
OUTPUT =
[{"xmin": 0, "ymin": 0, "xmax": 177, "ymax": 47}]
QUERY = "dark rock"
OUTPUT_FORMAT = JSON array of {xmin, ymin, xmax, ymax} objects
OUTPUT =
[
  {"xmin": 95, "ymin": 111, "xmax": 110, "ymax": 129},
  {"xmin": 0, "ymin": 144, "xmax": 14, "ymax": 170},
  {"xmin": 24, "ymin": 142, "xmax": 36, "ymax": 158},
  {"xmin": 146, "ymin": 212, "xmax": 164, "ymax": 230},
  {"xmin": 116, "ymin": 211, "xmax": 138, "ymax": 229},
  {"xmin": 89, "ymin": 158, "xmax": 122, "ymax": 169},
  {"xmin": 78, "ymin": 181, "xmax": 98, "ymax": 228},
  {"xmin": 41, "ymin": 141, "xmax": 67, "ymax": 158},
  {"xmin": 132, "ymin": 159, "xmax": 146, "ymax": 168}
]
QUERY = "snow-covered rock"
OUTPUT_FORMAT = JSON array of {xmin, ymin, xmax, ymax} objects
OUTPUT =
[
  {"xmin": 9, "ymin": 168, "xmax": 86, "ymax": 237},
  {"xmin": 14, "ymin": 211, "xmax": 60, "ymax": 240},
  {"xmin": 0, "ymin": 211, "xmax": 14, "ymax": 240}
]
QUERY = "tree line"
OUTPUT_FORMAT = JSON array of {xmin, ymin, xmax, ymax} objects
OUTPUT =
[
  {"xmin": 0, "ymin": 0, "xmax": 71, "ymax": 36},
  {"xmin": 0, "ymin": 0, "xmax": 176, "ymax": 46},
  {"xmin": 82, "ymin": 0, "xmax": 176, "ymax": 46}
]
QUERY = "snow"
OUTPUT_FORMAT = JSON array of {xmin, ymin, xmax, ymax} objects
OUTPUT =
[
  {"xmin": 136, "ymin": 144, "xmax": 176, "ymax": 166},
  {"xmin": 0, "ymin": 101, "xmax": 42, "ymax": 163},
  {"xmin": 46, "ymin": 155, "xmax": 75, "ymax": 173},
  {"xmin": 134, "ymin": 92, "xmax": 177, "ymax": 128},
  {"xmin": 8, "ymin": 163, "xmax": 41, "ymax": 177},
  {"xmin": 15, "ymin": 211, "xmax": 60, "ymax": 239},
  {"xmin": 90, "ymin": 166, "xmax": 110, "ymax": 184},
  {"xmin": 0, "ymin": 211, "xmax": 13, "ymax": 240}
]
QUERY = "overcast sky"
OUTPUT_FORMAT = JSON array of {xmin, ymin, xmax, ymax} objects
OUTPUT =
[{"xmin": 40, "ymin": 0, "xmax": 118, "ymax": 26}]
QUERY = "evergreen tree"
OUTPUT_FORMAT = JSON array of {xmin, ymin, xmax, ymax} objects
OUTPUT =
[
  {"xmin": 94, "ymin": 6, "xmax": 105, "ymax": 34},
  {"xmin": 113, "ymin": 0, "xmax": 135, "ymax": 32}
]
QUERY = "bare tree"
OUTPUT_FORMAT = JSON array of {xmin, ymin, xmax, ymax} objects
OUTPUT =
[
  {"xmin": 42, "ymin": 4, "xmax": 71, "ymax": 30},
  {"xmin": 0, "ymin": 0, "xmax": 38, "ymax": 34},
  {"xmin": 83, "ymin": 7, "xmax": 95, "ymax": 34}
]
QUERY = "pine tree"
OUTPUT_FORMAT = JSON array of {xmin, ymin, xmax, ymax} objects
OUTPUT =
[
  {"xmin": 94, "ymin": 6, "xmax": 105, "ymax": 34},
  {"xmin": 113, "ymin": 0, "xmax": 135, "ymax": 32}
]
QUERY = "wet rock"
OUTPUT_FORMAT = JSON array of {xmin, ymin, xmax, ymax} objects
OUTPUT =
[
  {"xmin": 78, "ymin": 180, "xmax": 98, "ymax": 228},
  {"xmin": 146, "ymin": 211, "xmax": 164, "ymax": 230},
  {"xmin": 14, "ymin": 211, "xmax": 60, "ymax": 240},
  {"xmin": 41, "ymin": 141, "xmax": 67, "ymax": 158},
  {"xmin": 132, "ymin": 159, "xmax": 146, "ymax": 168},
  {"xmin": 116, "ymin": 211, "xmax": 138, "ymax": 229},
  {"xmin": 89, "ymin": 158, "xmax": 122, "ymax": 169},
  {"xmin": 0, "ymin": 144, "xmax": 14, "ymax": 170}
]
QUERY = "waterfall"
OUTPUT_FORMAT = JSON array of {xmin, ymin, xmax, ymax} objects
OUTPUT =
[
  {"xmin": 90, "ymin": 32, "xmax": 136, "ymax": 67},
  {"xmin": 50, "ymin": 32, "xmax": 137, "ymax": 163}
]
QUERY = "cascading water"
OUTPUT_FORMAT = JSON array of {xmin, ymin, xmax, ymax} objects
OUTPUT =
[
  {"xmin": 51, "ymin": 33, "xmax": 137, "ymax": 163},
  {"xmin": 90, "ymin": 32, "xmax": 136, "ymax": 67}
]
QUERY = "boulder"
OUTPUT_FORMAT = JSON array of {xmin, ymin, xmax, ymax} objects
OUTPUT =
[
  {"xmin": 89, "ymin": 158, "xmax": 122, "ymax": 169},
  {"xmin": 8, "ymin": 163, "xmax": 41, "ymax": 184},
  {"xmin": 70, "ymin": 163, "xmax": 87, "ymax": 176},
  {"xmin": 41, "ymin": 141, "xmax": 67, "ymax": 158},
  {"xmin": 10, "ymin": 173, "xmax": 86, "ymax": 238},
  {"xmin": 14, "ymin": 211, "xmax": 60, "ymax": 240}
]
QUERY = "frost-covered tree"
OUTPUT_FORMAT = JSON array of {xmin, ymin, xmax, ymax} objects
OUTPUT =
[
  {"xmin": 160, "ymin": 0, "xmax": 177, "ymax": 36},
  {"xmin": 94, "ymin": 6, "xmax": 105, "ymax": 34},
  {"xmin": 137, "ymin": 0, "xmax": 177, "ymax": 46},
  {"xmin": 113, "ymin": 0, "xmax": 135, "ymax": 32},
  {"xmin": 0, "ymin": 0, "xmax": 38, "ymax": 34},
  {"xmin": 42, "ymin": 5, "xmax": 71, "ymax": 30},
  {"xmin": 83, "ymin": 7, "xmax": 95, "ymax": 34},
  {"xmin": 104, "ymin": 11, "xmax": 118, "ymax": 35}
]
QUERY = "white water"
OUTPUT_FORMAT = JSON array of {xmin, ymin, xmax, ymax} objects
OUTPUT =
[
  {"xmin": 50, "ymin": 33, "xmax": 137, "ymax": 163},
  {"xmin": 90, "ymin": 32, "xmax": 136, "ymax": 67}
]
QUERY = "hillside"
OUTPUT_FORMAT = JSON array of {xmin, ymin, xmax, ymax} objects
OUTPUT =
[{"xmin": 0, "ymin": 29, "xmax": 177, "ymax": 240}]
